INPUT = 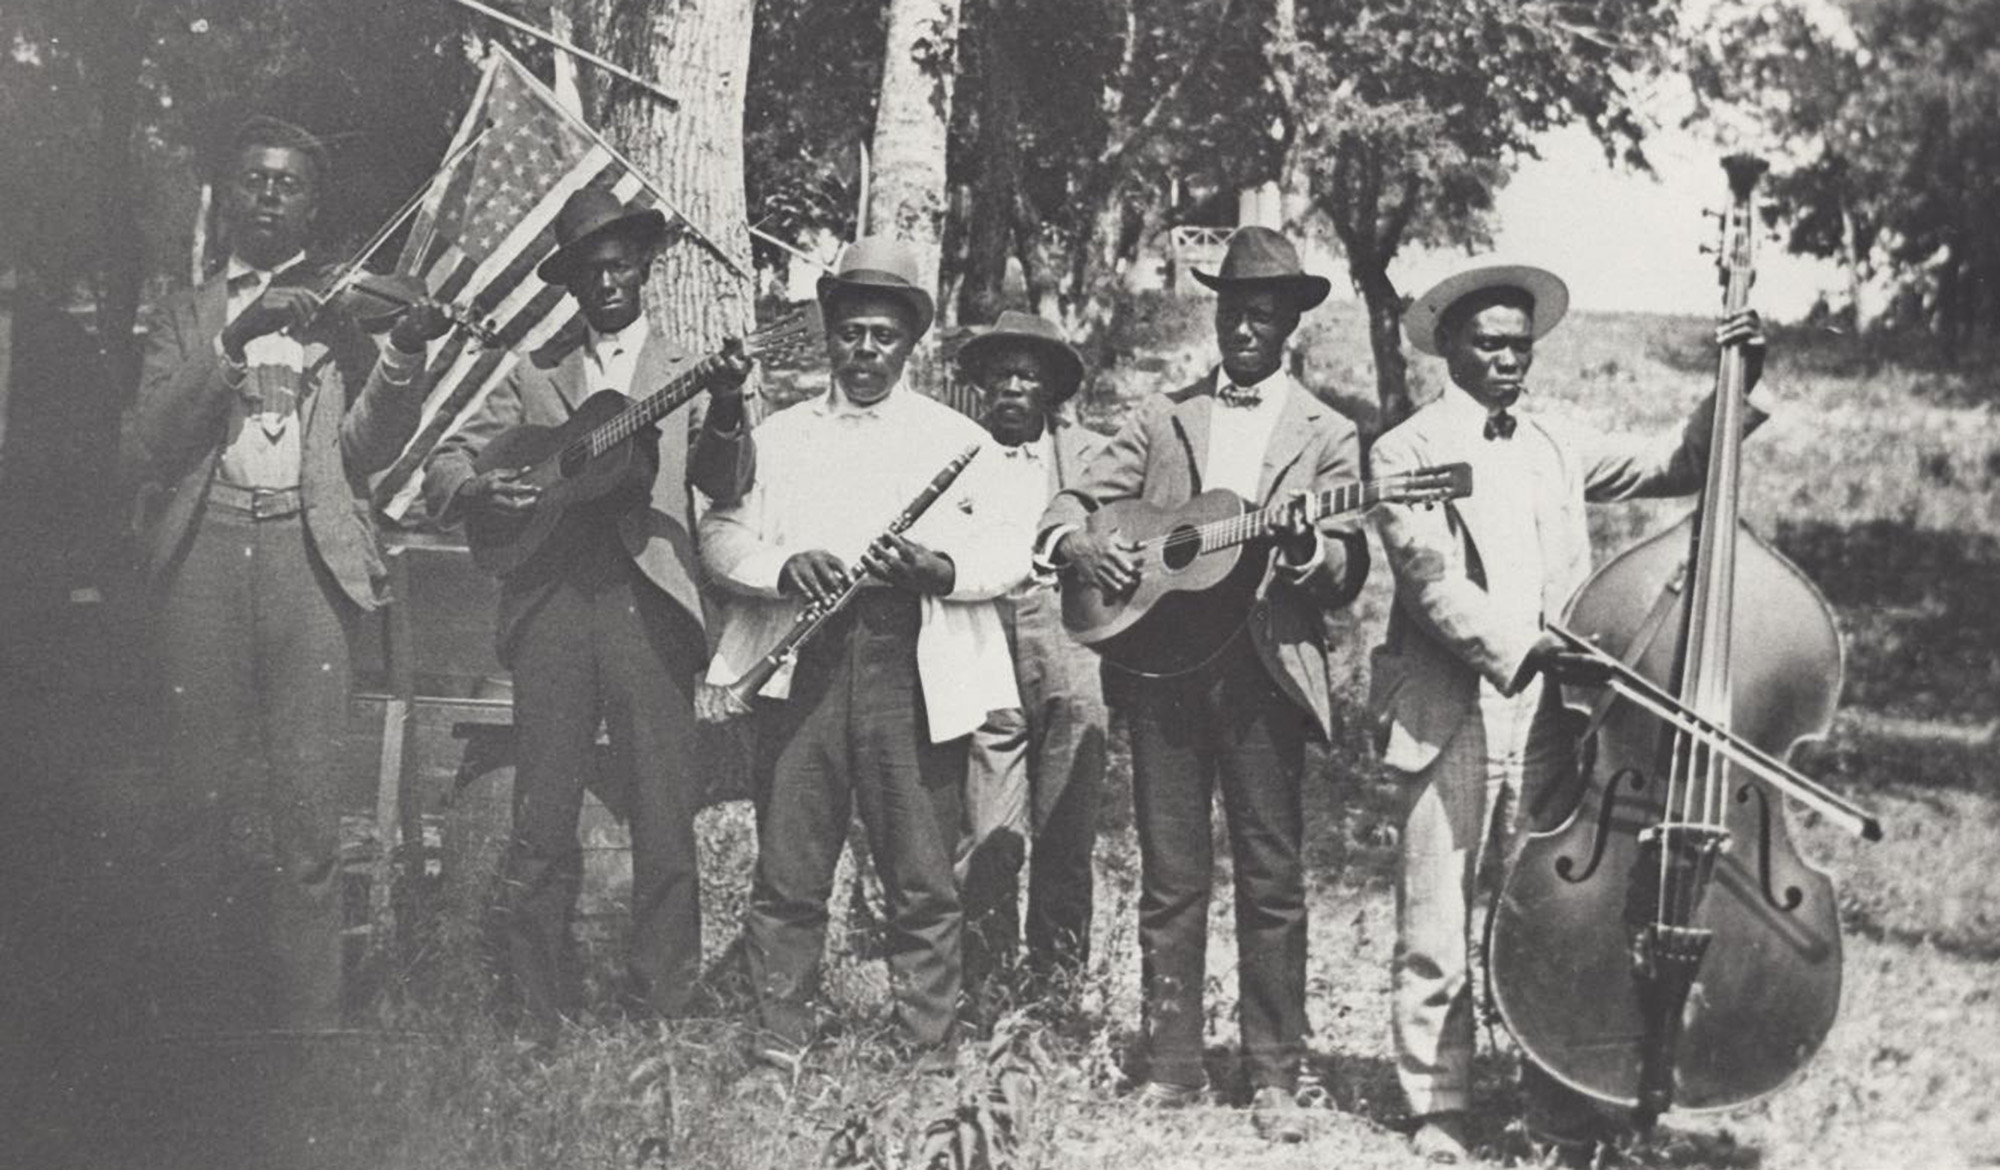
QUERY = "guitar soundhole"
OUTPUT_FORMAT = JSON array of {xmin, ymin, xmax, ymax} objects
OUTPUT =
[
  {"xmin": 1161, "ymin": 527, "xmax": 1201, "ymax": 571},
  {"xmin": 557, "ymin": 444, "xmax": 588, "ymax": 478}
]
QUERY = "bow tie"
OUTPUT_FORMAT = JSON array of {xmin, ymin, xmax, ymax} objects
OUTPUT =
[
  {"xmin": 1215, "ymin": 382, "xmax": 1263, "ymax": 408},
  {"xmin": 1484, "ymin": 409, "xmax": 1517, "ymax": 441}
]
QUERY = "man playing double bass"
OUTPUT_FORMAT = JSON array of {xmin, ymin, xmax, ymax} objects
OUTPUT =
[{"xmin": 1367, "ymin": 263, "xmax": 1772, "ymax": 1164}]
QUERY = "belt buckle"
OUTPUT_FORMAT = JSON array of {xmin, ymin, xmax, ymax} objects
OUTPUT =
[{"xmin": 250, "ymin": 489, "xmax": 293, "ymax": 520}]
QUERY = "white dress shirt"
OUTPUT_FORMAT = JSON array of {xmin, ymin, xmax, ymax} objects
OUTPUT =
[
  {"xmin": 1432, "ymin": 386, "xmax": 1558, "ymax": 640},
  {"xmin": 1205, "ymin": 367, "xmax": 1292, "ymax": 500},
  {"xmin": 701, "ymin": 386, "xmax": 1029, "ymax": 741},
  {"xmin": 585, "ymin": 314, "xmax": 649, "ymax": 398},
  {"xmin": 217, "ymin": 252, "xmax": 308, "ymax": 488}
]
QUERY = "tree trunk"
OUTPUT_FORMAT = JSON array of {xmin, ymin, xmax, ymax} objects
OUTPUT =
[
  {"xmin": 958, "ymin": 0, "xmax": 1021, "ymax": 326},
  {"xmin": 868, "ymin": 0, "xmax": 962, "ymax": 305},
  {"xmin": 87, "ymin": 0, "xmax": 146, "ymax": 400},
  {"xmin": 578, "ymin": 0, "xmax": 758, "ymax": 368},
  {"xmin": 1350, "ymin": 253, "xmax": 1410, "ymax": 430}
]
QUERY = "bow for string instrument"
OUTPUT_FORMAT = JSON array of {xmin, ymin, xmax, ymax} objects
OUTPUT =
[{"xmin": 1485, "ymin": 155, "xmax": 1882, "ymax": 1124}]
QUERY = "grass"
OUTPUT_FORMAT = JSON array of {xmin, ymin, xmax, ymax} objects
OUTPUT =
[{"xmin": 5, "ymin": 302, "xmax": 2000, "ymax": 1168}]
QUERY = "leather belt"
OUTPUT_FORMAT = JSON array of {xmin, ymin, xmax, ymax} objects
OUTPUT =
[{"xmin": 208, "ymin": 480, "xmax": 304, "ymax": 520}]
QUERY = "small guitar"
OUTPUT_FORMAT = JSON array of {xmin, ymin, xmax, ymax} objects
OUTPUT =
[
  {"xmin": 465, "ymin": 305, "xmax": 821, "ymax": 578},
  {"xmin": 1060, "ymin": 463, "xmax": 1472, "ymax": 676}
]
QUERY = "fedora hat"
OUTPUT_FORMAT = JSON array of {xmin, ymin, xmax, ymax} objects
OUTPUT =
[
  {"xmin": 1191, "ymin": 226, "xmax": 1332, "ymax": 311},
  {"xmin": 536, "ymin": 187, "xmax": 669, "ymax": 285},
  {"xmin": 1404, "ymin": 263, "xmax": 1569, "ymax": 356},
  {"xmin": 816, "ymin": 236, "xmax": 936, "ymax": 337},
  {"xmin": 955, "ymin": 310, "xmax": 1086, "ymax": 405}
]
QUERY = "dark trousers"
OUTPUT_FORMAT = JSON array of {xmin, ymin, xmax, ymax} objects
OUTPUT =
[
  {"xmin": 960, "ymin": 587, "xmax": 1107, "ymax": 990},
  {"xmin": 155, "ymin": 506, "xmax": 351, "ymax": 1032},
  {"xmin": 501, "ymin": 556, "xmax": 705, "ymax": 1033},
  {"xmin": 1122, "ymin": 634, "xmax": 1308, "ymax": 1090},
  {"xmin": 744, "ymin": 591, "xmax": 965, "ymax": 1050}
]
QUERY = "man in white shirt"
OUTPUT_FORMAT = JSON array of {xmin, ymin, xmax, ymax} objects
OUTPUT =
[
  {"xmin": 952, "ymin": 311, "xmax": 1109, "ymax": 1014},
  {"xmin": 1369, "ymin": 264, "xmax": 1772, "ymax": 1164},
  {"xmin": 1035, "ymin": 227, "xmax": 1370, "ymax": 1142},
  {"xmin": 422, "ymin": 187, "xmax": 751, "ymax": 1044},
  {"xmin": 122, "ymin": 116, "xmax": 446, "ymax": 1031},
  {"xmin": 701, "ymin": 237, "xmax": 1025, "ymax": 1063}
]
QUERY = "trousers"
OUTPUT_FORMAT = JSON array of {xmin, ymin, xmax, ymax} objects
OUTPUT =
[
  {"xmin": 500, "ymin": 548, "xmax": 706, "ymax": 1034},
  {"xmin": 959, "ymin": 585, "xmax": 1107, "ymax": 989},
  {"xmin": 155, "ymin": 505, "xmax": 351, "ymax": 1032},
  {"xmin": 1121, "ymin": 633, "xmax": 1307, "ymax": 1090},
  {"xmin": 744, "ymin": 590, "xmax": 965, "ymax": 1050}
]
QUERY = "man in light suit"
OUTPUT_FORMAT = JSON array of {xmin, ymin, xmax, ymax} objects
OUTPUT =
[
  {"xmin": 954, "ymin": 311, "xmax": 1110, "ymax": 1011},
  {"xmin": 1037, "ymin": 227, "xmax": 1369, "ymax": 1142},
  {"xmin": 124, "ymin": 115, "xmax": 448, "ymax": 1031},
  {"xmin": 423, "ymin": 187, "xmax": 750, "ymax": 1042},
  {"xmin": 1368, "ymin": 264, "xmax": 1771, "ymax": 1164}
]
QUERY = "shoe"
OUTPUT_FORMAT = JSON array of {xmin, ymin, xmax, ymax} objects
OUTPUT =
[
  {"xmin": 1411, "ymin": 1111, "xmax": 1474, "ymax": 1164},
  {"xmin": 1129, "ymin": 1079, "xmax": 1206, "ymax": 1108},
  {"xmin": 1249, "ymin": 1085, "xmax": 1311, "ymax": 1143}
]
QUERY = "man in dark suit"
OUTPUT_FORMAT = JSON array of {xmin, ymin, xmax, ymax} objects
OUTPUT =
[
  {"xmin": 123, "ymin": 115, "xmax": 448, "ymax": 1031},
  {"xmin": 422, "ymin": 187, "xmax": 750, "ymax": 1043},
  {"xmin": 1036, "ymin": 227, "xmax": 1369, "ymax": 1141},
  {"xmin": 954, "ymin": 311, "xmax": 1109, "ymax": 1010}
]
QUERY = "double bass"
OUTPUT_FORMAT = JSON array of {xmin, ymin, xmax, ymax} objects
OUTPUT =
[{"xmin": 1486, "ymin": 155, "xmax": 1883, "ymax": 1122}]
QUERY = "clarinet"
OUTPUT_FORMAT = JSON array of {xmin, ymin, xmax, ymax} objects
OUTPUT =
[{"xmin": 719, "ymin": 443, "xmax": 982, "ymax": 711}]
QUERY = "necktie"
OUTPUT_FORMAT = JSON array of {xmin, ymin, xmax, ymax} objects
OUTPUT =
[
  {"xmin": 1484, "ymin": 409, "xmax": 1517, "ymax": 441},
  {"xmin": 1215, "ymin": 382, "xmax": 1262, "ymax": 408}
]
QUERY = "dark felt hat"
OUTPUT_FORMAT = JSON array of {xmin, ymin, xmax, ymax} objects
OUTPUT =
[
  {"xmin": 1191, "ymin": 226, "xmax": 1331, "ymax": 311},
  {"xmin": 536, "ymin": 187, "xmax": 669, "ymax": 285},
  {"xmin": 815, "ymin": 236, "xmax": 936, "ymax": 338},
  {"xmin": 956, "ymin": 310, "xmax": 1086, "ymax": 405}
]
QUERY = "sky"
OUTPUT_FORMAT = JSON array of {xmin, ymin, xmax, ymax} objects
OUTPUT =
[{"xmin": 1384, "ymin": 122, "xmax": 1844, "ymax": 322}]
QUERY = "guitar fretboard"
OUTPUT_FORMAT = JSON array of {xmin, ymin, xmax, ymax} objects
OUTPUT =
[
  {"xmin": 1188, "ymin": 480, "xmax": 1380, "ymax": 553},
  {"xmin": 567, "ymin": 354, "xmax": 722, "ymax": 463}
]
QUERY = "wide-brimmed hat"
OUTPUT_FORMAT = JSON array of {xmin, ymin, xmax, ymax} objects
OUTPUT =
[
  {"xmin": 1404, "ymin": 264, "xmax": 1569, "ymax": 356},
  {"xmin": 955, "ymin": 310, "xmax": 1086, "ymax": 405},
  {"xmin": 536, "ymin": 187, "xmax": 669, "ymax": 285},
  {"xmin": 815, "ymin": 236, "xmax": 936, "ymax": 337},
  {"xmin": 1191, "ymin": 226, "xmax": 1331, "ymax": 311}
]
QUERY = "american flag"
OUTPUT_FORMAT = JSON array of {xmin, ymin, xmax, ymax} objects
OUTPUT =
[{"xmin": 372, "ymin": 48, "xmax": 675, "ymax": 518}]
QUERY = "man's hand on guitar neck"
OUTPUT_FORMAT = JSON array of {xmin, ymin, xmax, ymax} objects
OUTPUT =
[
  {"xmin": 1056, "ymin": 529, "xmax": 1142, "ymax": 598},
  {"xmin": 704, "ymin": 338, "xmax": 754, "ymax": 433},
  {"xmin": 458, "ymin": 467, "xmax": 541, "ymax": 515}
]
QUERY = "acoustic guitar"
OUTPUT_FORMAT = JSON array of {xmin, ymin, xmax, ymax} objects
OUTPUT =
[
  {"xmin": 1059, "ymin": 463, "xmax": 1471, "ymax": 676},
  {"xmin": 465, "ymin": 305, "xmax": 821, "ymax": 578}
]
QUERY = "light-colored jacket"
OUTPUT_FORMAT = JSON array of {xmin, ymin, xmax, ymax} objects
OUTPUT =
[
  {"xmin": 124, "ymin": 271, "xmax": 425, "ymax": 610},
  {"xmin": 1036, "ymin": 370, "xmax": 1368, "ymax": 740},
  {"xmin": 701, "ymin": 388, "xmax": 1027, "ymax": 743},
  {"xmin": 1367, "ymin": 385, "xmax": 1771, "ymax": 773}
]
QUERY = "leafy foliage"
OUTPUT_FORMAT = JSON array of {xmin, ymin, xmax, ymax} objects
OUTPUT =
[{"xmin": 1691, "ymin": 0, "xmax": 2000, "ymax": 354}]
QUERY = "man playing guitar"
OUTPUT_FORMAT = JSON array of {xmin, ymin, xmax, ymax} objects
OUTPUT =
[
  {"xmin": 421, "ymin": 187, "xmax": 750, "ymax": 1047},
  {"xmin": 1035, "ymin": 227, "xmax": 1370, "ymax": 1143}
]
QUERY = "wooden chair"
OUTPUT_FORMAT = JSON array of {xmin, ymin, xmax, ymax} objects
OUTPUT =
[{"xmin": 350, "ymin": 533, "xmax": 512, "ymax": 960}]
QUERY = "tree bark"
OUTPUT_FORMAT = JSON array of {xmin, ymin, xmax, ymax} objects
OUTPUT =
[
  {"xmin": 85, "ymin": 0, "xmax": 147, "ymax": 399},
  {"xmin": 958, "ymin": 0, "xmax": 1022, "ymax": 326},
  {"xmin": 868, "ymin": 0, "xmax": 963, "ymax": 309},
  {"xmin": 577, "ymin": 0, "xmax": 758, "ymax": 367}
]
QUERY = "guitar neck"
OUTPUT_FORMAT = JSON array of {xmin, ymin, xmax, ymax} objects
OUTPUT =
[
  {"xmin": 1202, "ymin": 480, "xmax": 1384, "ymax": 552},
  {"xmin": 584, "ymin": 352, "xmax": 721, "ymax": 457}
]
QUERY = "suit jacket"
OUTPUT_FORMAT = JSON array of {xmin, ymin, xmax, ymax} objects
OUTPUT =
[
  {"xmin": 123, "ymin": 270, "xmax": 426, "ymax": 611},
  {"xmin": 1037, "ymin": 370, "xmax": 1368, "ymax": 740},
  {"xmin": 1367, "ymin": 386, "xmax": 1771, "ymax": 774},
  {"xmin": 422, "ymin": 320, "xmax": 750, "ymax": 660},
  {"xmin": 1044, "ymin": 414, "xmax": 1106, "ymax": 498}
]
